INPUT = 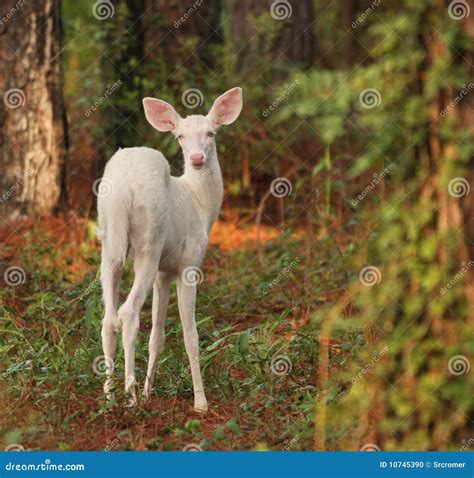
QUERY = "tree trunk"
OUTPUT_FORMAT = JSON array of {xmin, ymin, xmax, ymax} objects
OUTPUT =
[
  {"xmin": 0, "ymin": 0, "xmax": 67, "ymax": 217},
  {"xmin": 228, "ymin": 0, "xmax": 316, "ymax": 70},
  {"xmin": 342, "ymin": 0, "xmax": 359, "ymax": 67},
  {"xmin": 455, "ymin": 7, "xmax": 474, "ymax": 307},
  {"xmin": 430, "ymin": 2, "xmax": 473, "ymax": 260},
  {"xmin": 275, "ymin": 0, "xmax": 316, "ymax": 68},
  {"xmin": 457, "ymin": 10, "xmax": 474, "ymax": 260}
]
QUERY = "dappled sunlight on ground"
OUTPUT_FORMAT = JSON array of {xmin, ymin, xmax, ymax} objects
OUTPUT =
[
  {"xmin": 0, "ymin": 215, "xmax": 290, "ymax": 287},
  {"xmin": 0, "ymin": 215, "xmax": 286, "ymax": 258},
  {"xmin": 209, "ymin": 220, "xmax": 281, "ymax": 251}
]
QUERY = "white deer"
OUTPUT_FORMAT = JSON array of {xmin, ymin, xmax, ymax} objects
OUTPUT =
[{"xmin": 97, "ymin": 88, "xmax": 243, "ymax": 412}]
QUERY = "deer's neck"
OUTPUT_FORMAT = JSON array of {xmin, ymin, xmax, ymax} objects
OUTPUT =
[{"xmin": 182, "ymin": 151, "xmax": 223, "ymax": 232}]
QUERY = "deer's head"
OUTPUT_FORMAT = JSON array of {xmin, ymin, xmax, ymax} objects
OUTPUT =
[{"xmin": 143, "ymin": 88, "xmax": 243, "ymax": 170}]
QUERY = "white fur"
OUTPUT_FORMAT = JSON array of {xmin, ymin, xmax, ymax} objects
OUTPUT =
[{"xmin": 98, "ymin": 88, "xmax": 242, "ymax": 412}]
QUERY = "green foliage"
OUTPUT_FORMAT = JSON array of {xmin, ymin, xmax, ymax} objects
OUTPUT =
[
  {"xmin": 318, "ymin": 191, "xmax": 472, "ymax": 450},
  {"xmin": 2, "ymin": 0, "xmax": 472, "ymax": 452}
]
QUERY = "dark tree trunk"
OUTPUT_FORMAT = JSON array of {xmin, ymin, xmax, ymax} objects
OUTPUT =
[
  {"xmin": 342, "ymin": 0, "xmax": 359, "ymax": 67},
  {"xmin": 454, "ymin": 7, "xmax": 474, "ymax": 307},
  {"xmin": 0, "ymin": 0, "xmax": 68, "ymax": 217},
  {"xmin": 153, "ymin": 0, "xmax": 223, "ymax": 65},
  {"xmin": 228, "ymin": 0, "xmax": 317, "ymax": 70},
  {"xmin": 275, "ymin": 0, "xmax": 316, "ymax": 68},
  {"xmin": 227, "ymin": 0, "xmax": 268, "ymax": 70}
]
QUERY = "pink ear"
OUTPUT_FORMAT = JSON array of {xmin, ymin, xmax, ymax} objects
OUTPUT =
[
  {"xmin": 208, "ymin": 87, "xmax": 243, "ymax": 127},
  {"xmin": 143, "ymin": 97, "xmax": 180, "ymax": 132}
]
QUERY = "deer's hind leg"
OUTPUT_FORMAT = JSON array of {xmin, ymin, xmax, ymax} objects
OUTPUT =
[
  {"xmin": 118, "ymin": 247, "xmax": 163, "ymax": 405},
  {"xmin": 100, "ymin": 253, "xmax": 124, "ymax": 398}
]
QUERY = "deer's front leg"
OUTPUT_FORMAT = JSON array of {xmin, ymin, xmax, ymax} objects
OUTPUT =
[
  {"xmin": 176, "ymin": 276, "xmax": 207, "ymax": 413},
  {"xmin": 143, "ymin": 272, "xmax": 171, "ymax": 400}
]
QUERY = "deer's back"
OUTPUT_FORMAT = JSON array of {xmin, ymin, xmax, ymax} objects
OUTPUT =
[{"xmin": 99, "ymin": 147, "xmax": 171, "ymax": 257}]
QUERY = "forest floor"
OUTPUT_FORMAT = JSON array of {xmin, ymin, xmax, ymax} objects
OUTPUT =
[{"xmin": 0, "ymin": 214, "xmax": 354, "ymax": 451}]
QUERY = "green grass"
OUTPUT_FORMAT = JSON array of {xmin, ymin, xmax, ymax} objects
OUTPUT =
[
  {"xmin": 1, "ymin": 219, "xmax": 352, "ymax": 451},
  {"xmin": 4, "ymin": 206, "xmax": 469, "ymax": 451}
]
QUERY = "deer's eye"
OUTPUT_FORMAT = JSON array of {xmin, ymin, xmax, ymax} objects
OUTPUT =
[
  {"xmin": 177, "ymin": 134, "xmax": 184, "ymax": 140},
  {"xmin": 207, "ymin": 131, "xmax": 215, "ymax": 138}
]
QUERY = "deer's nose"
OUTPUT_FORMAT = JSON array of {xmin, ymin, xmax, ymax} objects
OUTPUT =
[{"xmin": 190, "ymin": 153, "xmax": 204, "ymax": 166}]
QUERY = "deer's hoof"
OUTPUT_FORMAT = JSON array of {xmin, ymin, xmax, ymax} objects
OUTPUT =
[
  {"xmin": 125, "ymin": 396, "xmax": 138, "ymax": 408},
  {"xmin": 105, "ymin": 392, "xmax": 115, "ymax": 402},
  {"xmin": 142, "ymin": 382, "xmax": 152, "ymax": 401},
  {"xmin": 104, "ymin": 383, "xmax": 115, "ymax": 402}
]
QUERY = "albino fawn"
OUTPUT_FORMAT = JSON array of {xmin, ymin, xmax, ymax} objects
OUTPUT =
[{"xmin": 97, "ymin": 88, "xmax": 243, "ymax": 412}]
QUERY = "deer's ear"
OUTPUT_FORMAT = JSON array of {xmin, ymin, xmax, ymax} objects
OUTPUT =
[
  {"xmin": 143, "ymin": 98, "xmax": 180, "ymax": 132},
  {"xmin": 207, "ymin": 87, "xmax": 243, "ymax": 127}
]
